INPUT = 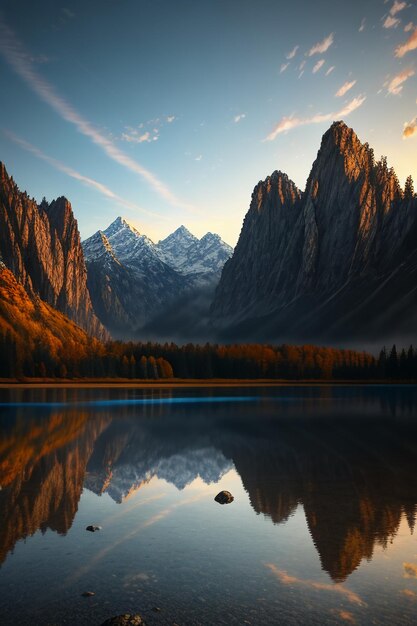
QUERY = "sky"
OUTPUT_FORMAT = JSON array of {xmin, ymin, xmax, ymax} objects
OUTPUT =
[{"xmin": 0, "ymin": 0, "xmax": 416, "ymax": 246}]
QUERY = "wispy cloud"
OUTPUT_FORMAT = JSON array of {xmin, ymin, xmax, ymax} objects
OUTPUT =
[
  {"xmin": 326, "ymin": 66, "xmax": 335, "ymax": 76},
  {"xmin": 308, "ymin": 33, "xmax": 334, "ymax": 56},
  {"xmin": 312, "ymin": 59, "xmax": 325, "ymax": 73},
  {"xmin": 280, "ymin": 62, "xmax": 290, "ymax": 73},
  {"xmin": 4, "ymin": 130, "xmax": 162, "ymax": 218},
  {"xmin": 0, "ymin": 16, "xmax": 193, "ymax": 211},
  {"xmin": 390, "ymin": 1, "xmax": 407, "ymax": 16},
  {"xmin": 195, "ymin": 154, "xmax": 202, "ymax": 161},
  {"xmin": 122, "ymin": 130, "xmax": 153, "ymax": 144},
  {"xmin": 335, "ymin": 79, "xmax": 357, "ymax": 97},
  {"xmin": 403, "ymin": 117, "xmax": 417, "ymax": 138},
  {"xmin": 384, "ymin": 15, "xmax": 401, "ymax": 28},
  {"xmin": 166, "ymin": 115, "xmax": 176, "ymax": 123},
  {"xmin": 264, "ymin": 95, "xmax": 366, "ymax": 141},
  {"xmin": 286, "ymin": 45, "xmax": 299, "ymax": 60},
  {"xmin": 265, "ymin": 564, "xmax": 365, "ymax": 606},
  {"xmin": 404, "ymin": 22, "xmax": 414, "ymax": 32},
  {"xmin": 234, "ymin": 113, "xmax": 246, "ymax": 123},
  {"xmin": 359, "ymin": 18, "xmax": 366, "ymax": 32},
  {"xmin": 384, "ymin": 1, "xmax": 408, "ymax": 28},
  {"xmin": 61, "ymin": 7, "xmax": 75, "ymax": 19},
  {"xmin": 386, "ymin": 68, "xmax": 414, "ymax": 94},
  {"xmin": 395, "ymin": 26, "xmax": 417, "ymax": 57}
]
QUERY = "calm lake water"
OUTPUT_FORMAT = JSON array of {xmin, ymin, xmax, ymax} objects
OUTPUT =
[{"xmin": 1, "ymin": 385, "xmax": 417, "ymax": 625}]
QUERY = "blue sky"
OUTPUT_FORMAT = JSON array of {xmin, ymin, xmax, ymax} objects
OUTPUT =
[{"xmin": 0, "ymin": 0, "xmax": 416, "ymax": 245}]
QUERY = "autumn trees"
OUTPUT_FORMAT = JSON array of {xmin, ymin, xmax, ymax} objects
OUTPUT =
[{"xmin": 1, "ymin": 327, "xmax": 416, "ymax": 380}]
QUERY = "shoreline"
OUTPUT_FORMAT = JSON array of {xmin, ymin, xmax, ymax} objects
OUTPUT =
[{"xmin": 0, "ymin": 378, "xmax": 416, "ymax": 389}]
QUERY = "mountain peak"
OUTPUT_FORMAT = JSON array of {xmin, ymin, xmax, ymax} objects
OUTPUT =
[
  {"xmin": 103, "ymin": 216, "xmax": 143, "ymax": 241},
  {"xmin": 321, "ymin": 120, "xmax": 360, "ymax": 153},
  {"xmin": 0, "ymin": 162, "xmax": 8, "ymax": 181},
  {"xmin": 200, "ymin": 232, "xmax": 221, "ymax": 243},
  {"xmin": 159, "ymin": 225, "xmax": 197, "ymax": 243}
]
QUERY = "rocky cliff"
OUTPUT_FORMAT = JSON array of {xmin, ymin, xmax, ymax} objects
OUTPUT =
[
  {"xmin": 0, "ymin": 163, "xmax": 106, "ymax": 339},
  {"xmin": 211, "ymin": 121, "xmax": 417, "ymax": 343}
]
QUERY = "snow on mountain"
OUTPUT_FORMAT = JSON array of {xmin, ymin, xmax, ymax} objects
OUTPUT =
[
  {"xmin": 82, "ymin": 216, "xmax": 233, "ymax": 336},
  {"xmin": 83, "ymin": 230, "xmax": 120, "ymax": 266},
  {"xmin": 86, "ymin": 446, "xmax": 233, "ymax": 502},
  {"xmin": 157, "ymin": 225, "xmax": 233, "ymax": 276}
]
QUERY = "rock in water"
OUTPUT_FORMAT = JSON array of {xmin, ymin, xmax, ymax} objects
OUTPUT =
[
  {"xmin": 86, "ymin": 525, "xmax": 101, "ymax": 532},
  {"xmin": 81, "ymin": 591, "xmax": 95, "ymax": 597},
  {"xmin": 100, "ymin": 615, "xmax": 146, "ymax": 626},
  {"xmin": 215, "ymin": 490, "xmax": 234, "ymax": 504}
]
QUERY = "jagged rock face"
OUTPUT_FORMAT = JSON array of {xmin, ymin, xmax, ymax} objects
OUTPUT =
[
  {"xmin": 211, "ymin": 121, "xmax": 417, "ymax": 342},
  {"xmin": 83, "ymin": 218, "xmax": 233, "ymax": 337},
  {"xmin": 212, "ymin": 171, "xmax": 302, "ymax": 319},
  {"xmin": 0, "ymin": 163, "xmax": 107, "ymax": 339}
]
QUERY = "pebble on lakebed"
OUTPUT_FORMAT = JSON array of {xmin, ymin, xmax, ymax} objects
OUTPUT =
[
  {"xmin": 86, "ymin": 525, "xmax": 101, "ymax": 532},
  {"xmin": 100, "ymin": 615, "xmax": 146, "ymax": 626},
  {"xmin": 214, "ymin": 490, "xmax": 234, "ymax": 504},
  {"xmin": 81, "ymin": 591, "xmax": 95, "ymax": 597}
]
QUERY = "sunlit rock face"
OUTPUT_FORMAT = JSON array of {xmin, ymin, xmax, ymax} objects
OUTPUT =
[
  {"xmin": 211, "ymin": 121, "xmax": 417, "ymax": 343},
  {"xmin": 0, "ymin": 163, "xmax": 107, "ymax": 339}
]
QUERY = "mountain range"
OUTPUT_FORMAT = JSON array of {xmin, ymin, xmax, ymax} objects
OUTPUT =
[
  {"xmin": 82, "ymin": 217, "xmax": 232, "ymax": 336},
  {"xmin": 1, "ymin": 120, "xmax": 416, "ymax": 346}
]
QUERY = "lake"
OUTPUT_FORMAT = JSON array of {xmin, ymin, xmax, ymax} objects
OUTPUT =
[{"xmin": 1, "ymin": 385, "xmax": 417, "ymax": 625}]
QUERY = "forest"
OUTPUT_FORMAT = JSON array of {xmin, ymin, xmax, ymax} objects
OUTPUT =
[{"xmin": 0, "ymin": 329, "xmax": 416, "ymax": 381}]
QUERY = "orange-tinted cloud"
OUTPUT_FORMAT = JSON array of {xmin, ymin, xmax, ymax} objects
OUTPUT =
[
  {"xmin": 403, "ymin": 117, "xmax": 417, "ymax": 139},
  {"xmin": 387, "ymin": 68, "xmax": 415, "ymax": 95},
  {"xmin": 401, "ymin": 589, "xmax": 417, "ymax": 598},
  {"xmin": 335, "ymin": 80, "xmax": 357, "ymax": 97},
  {"xmin": 395, "ymin": 27, "xmax": 417, "ymax": 57},
  {"xmin": 334, "ymin": 610, "xmax": 356, "ymax": 623},
  {"xmin": 384, "ymin": 15, "xmax": 400, "ymax": 29},
  {"xmin": 265, "ymin": 563, "xmax": 365, "ymax": 606},
  {"xmin": 403, "ymin": 562, "xmax": 417, "ymax": 577},
  {"xmin": 308, "ymin": 33, "xmax": 334, "ymax": 56},
  {"xmin": 265, "ymin": 96, "xmax": 366, "ymax": 140}
]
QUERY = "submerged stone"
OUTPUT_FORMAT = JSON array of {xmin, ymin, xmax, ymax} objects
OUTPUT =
[
  {"xmin": 100, "ymin": 615, "xmax": 146, "ymax": 626},
  {"xmin": 214, "ymin": 490, "xmax": 234, "ymax": 504}
]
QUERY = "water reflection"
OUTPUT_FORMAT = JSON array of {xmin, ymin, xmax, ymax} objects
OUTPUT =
[{"xmin": 1, "ymin": 385, "xmax": 417, "ymax": 585}]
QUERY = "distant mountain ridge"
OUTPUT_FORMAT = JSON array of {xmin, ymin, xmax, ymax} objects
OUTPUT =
[
  {"xmin": 211, "ymin": 121, "xmax": 417, "ymax": 344},
  {"xmin": 83, "ymin": 217, "xmax": 232, "ymax": 336}
]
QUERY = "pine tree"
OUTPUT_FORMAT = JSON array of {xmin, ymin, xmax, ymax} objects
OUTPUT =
[{"xmin": 404, "ymin": 175, "xmax": 414, "ymax": 199}]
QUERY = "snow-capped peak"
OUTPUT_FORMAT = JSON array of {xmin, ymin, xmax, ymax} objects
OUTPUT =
[
  {"xmin": 102, "ymin": 216, "xmax": 162, "ymax": 265},
  {"xmin": 82, "ymin": 230, "xmax": 118, "ymax": 263},
  {"xmin": 103, "ymin": 216, "xmax": 142, "ymax": 240}
]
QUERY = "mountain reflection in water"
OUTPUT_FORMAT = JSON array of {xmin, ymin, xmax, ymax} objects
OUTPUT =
[{"xmin": 1, "ymin": 385, "xmax": 417, "ymax": 586}]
